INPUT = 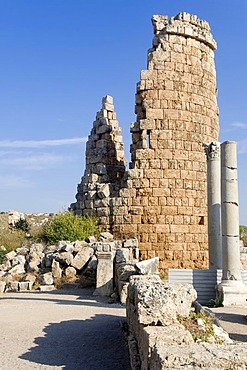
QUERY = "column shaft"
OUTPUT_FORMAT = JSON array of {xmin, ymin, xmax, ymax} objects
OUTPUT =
[
  {"xmin": 205, "ymin": 142, "xmax": 222, "ymax": 269},
  {"xmin": 221, "ymin": 141, "xmax": 242, "ymax": 282}
]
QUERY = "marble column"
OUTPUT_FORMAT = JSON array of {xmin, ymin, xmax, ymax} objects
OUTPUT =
[
  {"xmin": 205, "ymin": 142, "xmax": 222, "ymax": 269},
  {"xmin": 217, "ymin": 141, "xmax": 247, "ymax": 306}
]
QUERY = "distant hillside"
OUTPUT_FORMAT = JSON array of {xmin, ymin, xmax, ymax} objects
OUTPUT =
[{"xmin": 0, "ymin": 211, "xmax": 53, "ymax": 250}]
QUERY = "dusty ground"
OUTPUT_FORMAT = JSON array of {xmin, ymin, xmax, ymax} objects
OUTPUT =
[
  {"xmin": 210, "ymin": 306, "xmax": 247, "ymax": 342},
  {"xmin": 0, "ymin": 289, "xmax": 131, "ymax": 370}
]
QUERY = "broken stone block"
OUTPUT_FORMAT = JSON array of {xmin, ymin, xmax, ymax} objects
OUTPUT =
[
  {"xmin": 55, "ymin": 251, "xmax": 74, "ymax": 266},
  {"xmin": 5, "ymin": 281, "xmax": 19, "ymax": 292},
  {"xmin": 12, "ymin": 255, "xmax": 26, "ymax": 267},
  {"xmin": 29, "ymin": 243, "xmax": 45, "ymax": 254},
  {"xmin": 52, "ymin": 260, "xmax": 62, "ymax": 280},
  {"xmin": 98, "ymin": 232, "xmax": 114, "ymax": 242},
  {"xmin": 71, "ymin": 247, "xmax": 94, "ymax": 270},
  {"xmin": 4, "ymin": 250, "xmax": 17, "ymax": 261},
  {"xmin": 169, "ymin": 283, "xmax": 197, "ymax": 317},
  {"xmin": 64, "ymin": 266, "xmax": 77, "ymax": 282},
  {"xmin": 27, "ymin": 261, "xmax": 40, "ymax": 273},
  {"xmin": 115, "ymin": 248, "xmax": 130, "ymax": 263},
  {"xmin": 28, "ymin": 250, "xmax": 44, "ymax": 265},
  {"xmin": 16, "ymin": 247, "xmax": 29, "ymax": 255},
  {"xmin": 39, "ymin": 272, "xmax": 54, "ymax": 285},
  {"xmin": 74, "ymin": 240, "xmax": 89, "ymax": 252},
  {"xmin": 123, "ymin": 239, "xmax": 139, "ymax": 248},
  {"xmin": 8, "ymin": 264, "xmax": 25, "ymax": 275},
  {"xmin": 127, "ymin": 277, "xmax": 178, "ymax": 327},
  {"xmin": 93, "ymin": 252, "xmax": 114, "ymax": 296},
  {"xmin": 135, "ymin": 257, "xmax": 159, "ymax": 275},
  {"xmin": 117, "ymin": 263, "xmax": 137, "ymax": 282},
  {"xmin": 127, "ymin": 276, "xmax": 197, "ymax": 329},
  {"xmin": 58, "ymin": 242, "xmax": 74, "ymax": 253},
  {"xmin": 103, "ymin": 95, "xmax": 113, "ymax": 105},
  {"xmin": 0, "ymin": 260, "xmax": 11, "ymax": 271},
  {"xmin": 97, "ymin": 184, "xmax": 110, "ymax": 199},
  {"xmin": 18, "ymin": 281, "xmax": 33, "ymax": 291},
  {"xmin": 8, "ymin": 210, "xmax": 25, "ymax": 226}
]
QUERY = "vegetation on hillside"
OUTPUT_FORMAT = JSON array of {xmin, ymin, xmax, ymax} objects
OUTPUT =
[
  {"xmin": 42, "ymin": 211, "xmax": 100, "ymax": 244},
  {"xmin": 0, "ymin": 211, "xmax": 100, "ymax": 257}
]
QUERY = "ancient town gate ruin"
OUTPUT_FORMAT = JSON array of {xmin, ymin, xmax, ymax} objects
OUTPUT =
[{"xmin": 70, "ymin": 13, "xmax": 219, "ymax": 271}]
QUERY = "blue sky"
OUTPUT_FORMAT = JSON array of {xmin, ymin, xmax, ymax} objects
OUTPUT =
[{"xmin": 1, "ymin": 0, "xmax": 247, "ymax": 225}]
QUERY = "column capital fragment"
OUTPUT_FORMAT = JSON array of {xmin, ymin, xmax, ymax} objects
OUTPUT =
[{"xmin": 204, "ymin": 142, "xmax": 221, "ymax": 160}]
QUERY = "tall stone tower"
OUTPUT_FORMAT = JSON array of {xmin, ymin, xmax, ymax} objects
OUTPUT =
[{"xmin": 71, "ymin": 13, "xmax": 219, "ymax": 272}]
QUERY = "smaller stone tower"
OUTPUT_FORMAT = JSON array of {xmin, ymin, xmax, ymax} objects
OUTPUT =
[{"xmin": 70, "ymin": 96, "xmax": 126, "ymax": 225}]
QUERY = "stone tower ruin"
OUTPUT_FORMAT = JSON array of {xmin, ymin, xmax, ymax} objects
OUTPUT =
[{"xmin": 71, "ymin": 12, "xmax": 219, "ymax": 271}]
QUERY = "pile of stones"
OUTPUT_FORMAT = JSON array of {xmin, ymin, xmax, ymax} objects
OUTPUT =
[{"xmin": 0, "ymin": 232, "xmax": 139, "ymax": 295}]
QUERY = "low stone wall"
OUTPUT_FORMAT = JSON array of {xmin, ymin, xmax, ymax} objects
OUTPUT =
[{"xmin": 126, "ymin": 276, "xmax": 247, "ymax": 369}]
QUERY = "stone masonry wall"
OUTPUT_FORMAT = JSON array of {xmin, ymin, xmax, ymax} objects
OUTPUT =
[
  {"xmin": 71, "ymin": 13, "xmax": 219, "ymax": 272},
  {"xmin": 70, "ymin": 95, "xmax": 126, "ymax": 220}
]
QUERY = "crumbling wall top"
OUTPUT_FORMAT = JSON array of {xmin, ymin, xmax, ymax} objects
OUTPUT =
[{"xmin": 152, "ymin": 12, "xmax": 217, "ymax": 50}]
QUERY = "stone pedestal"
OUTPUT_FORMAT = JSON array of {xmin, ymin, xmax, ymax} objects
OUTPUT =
[
  {"xmin": 217, "ymin": 282, "xmax": 247, "ymax": 306},
  {"xmin": 205, "ymin": 142, "xmax": 222, "ymax": 269},
  {"xmin": 217, "ymin": 141, "xmax": 247, "ymax": 306},
  {"xmin": 93, "ymin": 252, "xmax": 114, "ymax": 296}
]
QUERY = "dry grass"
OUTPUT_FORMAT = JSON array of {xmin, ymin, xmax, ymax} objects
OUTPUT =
[
  {"xmin": 177, "ymin": 312, "xmax": 222, "ymax": 344},
  {"xmin": 0, "ymin": 212, "xmax": 52, "ymax": 254}
]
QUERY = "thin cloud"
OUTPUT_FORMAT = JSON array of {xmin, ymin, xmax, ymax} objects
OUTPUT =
[
  {"xmin": 238, "ymin": 140, "xmax": 247, "ymax": 154},
  {"xmin": 0, "ymin": 153, "xmax": 66, "ymax": 170},
  {"xmin": 0, "ymin": 175, "xmax": 33, "ymax": 189},
  {"xmin": 232, "ymin": 122, "xmax": 247, "ymax": 129},
  {"xmin": 0, "ymin": 137, "xmax": 87, "ymax": 149}
]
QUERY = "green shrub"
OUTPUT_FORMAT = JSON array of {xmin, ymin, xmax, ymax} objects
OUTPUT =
[
  {"xmin": 15, "ymin": 218, "xmax": 30, "ymax": 233},
  {"xmin": 42, "ymin": 211, "xmax": 99, "ymax": 244}
]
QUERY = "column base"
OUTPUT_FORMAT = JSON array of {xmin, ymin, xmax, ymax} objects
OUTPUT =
[{"xmin": 216, "ymin": 281, "xmax": 247, "ymax": 307}]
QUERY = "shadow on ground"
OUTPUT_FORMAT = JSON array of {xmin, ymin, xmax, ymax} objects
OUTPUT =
[
  {"xmin": 0, "ymin": 288, "xmax": 120, "ymax": 308},
  {"xmin": 213, "ymin": 312, "xmax": 247, "ymax": 342},
  {"xmin": 20, "ymin": 314, "xmax": 131, "ymax": 370}
]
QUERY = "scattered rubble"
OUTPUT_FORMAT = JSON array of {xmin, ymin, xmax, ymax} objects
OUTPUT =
[{"xmin": 0, "ymin": 232, "xmax": 140, "ymax": 297}]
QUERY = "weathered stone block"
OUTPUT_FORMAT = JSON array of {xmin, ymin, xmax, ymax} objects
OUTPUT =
[
  {"xmin": 93, "ymin": 252, "xmax": 114, "ymax": 296},
  {"xmin": 71, "ymin": 247, "xmax": 94, "ymax": 270},
  {"xmin": 39, "ymin": 272, "xmax": 54, "ymax": 285},
  {"xmin": 135, "ymin": 257, "xmax": 159, "ymax": 275}
]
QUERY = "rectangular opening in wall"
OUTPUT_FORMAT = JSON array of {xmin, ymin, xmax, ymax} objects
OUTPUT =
[
  {"xmin": 199, "ymin": 216, "xmax": 204, "ymax": 225},
  {"xmin": 146, "ymin": 130, "xmax": 151, "ymax": 149}
]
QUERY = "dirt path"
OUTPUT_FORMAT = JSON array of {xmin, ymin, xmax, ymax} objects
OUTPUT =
[{"xmin": 0, "ymin": 289, "xmax": 131, "ymax": 370}]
